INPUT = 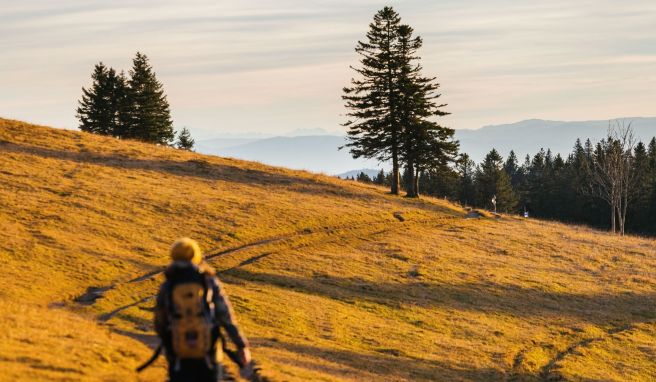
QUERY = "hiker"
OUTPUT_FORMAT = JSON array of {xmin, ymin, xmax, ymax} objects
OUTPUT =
[{"xmin": 153, "ymin": 237, "xmax": 252, "ymax": 381}]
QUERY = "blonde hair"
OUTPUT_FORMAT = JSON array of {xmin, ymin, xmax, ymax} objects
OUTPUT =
[{"xmin": 170, "ymin": 237, "xmax": 202, "ymax": 265}]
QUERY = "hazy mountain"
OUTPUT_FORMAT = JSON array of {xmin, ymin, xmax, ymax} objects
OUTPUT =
[
  {"xmin": 205, "ymin": 135, "xmax": 383, "ymax": 175},
  {"xmin": 284, "ymin": 128, "xmax": 339, "ymax": 136},
  {"xmin": 457, "ymin": 117, "xmax": 656, "ymax": 162},
  {"xmin": 195, "ymin": 138, "xmax": 261, "ymax": 152},
  {"xmin": 194, "ymin": 118, "xmax": 656, "ymax": 174}
]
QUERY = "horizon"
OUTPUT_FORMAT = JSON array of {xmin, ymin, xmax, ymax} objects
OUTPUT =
[{"xmin": 2, "ymin": 1, "xmax": 656, "ymax": 141}]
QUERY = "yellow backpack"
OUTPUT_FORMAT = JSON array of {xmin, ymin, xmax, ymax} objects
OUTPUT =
[{"xmin": 169, "ymin": 281, "xmax": 214, "ymax": 359}]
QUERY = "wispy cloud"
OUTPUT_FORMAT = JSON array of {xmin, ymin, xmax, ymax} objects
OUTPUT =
[{"xmin": 1, "ymin": 0, "xmax": 655, "ymax": 137}]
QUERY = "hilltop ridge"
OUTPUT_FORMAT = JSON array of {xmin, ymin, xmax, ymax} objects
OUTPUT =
[{"xmin": 1, "ymin": 118, "xmax": 656, "ymax": 381}]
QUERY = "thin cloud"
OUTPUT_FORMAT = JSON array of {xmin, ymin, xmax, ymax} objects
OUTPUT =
[{"xmin": 0, "ymin": 0, "xmax": 654, "ymax": 135}]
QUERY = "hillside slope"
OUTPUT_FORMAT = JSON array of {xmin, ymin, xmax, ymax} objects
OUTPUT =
[{"xmin": 1, "ymin": 118, "xmax": 656, "ymax": 381}]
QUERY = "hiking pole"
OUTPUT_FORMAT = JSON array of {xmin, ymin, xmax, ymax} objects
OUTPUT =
[{"xmin": 136, "ymin": 343, "xmax": 163, "ymax": 372}]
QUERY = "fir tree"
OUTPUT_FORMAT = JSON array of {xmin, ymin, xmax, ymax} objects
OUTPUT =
[
  {"xmin": 456, "ymin": 153, "xmax": 476, "ymax": 206},
  {"xmin": 648, "ymin": 138, "xmax": 656, "ymax": 232},
  {"xmin": 343, "ymin": 7, "xmax": 403, "ymax": 195},
  {"xmin": 421, "ymin": 166, "xmax": 459, "ymax": 200},
  {"xmin": 504, "ymin": 150, "xmax": 521, "ymax": 186},
  {"xmin": 357, "ymin": 172, "xmax": 373, "ymax": 182},
  {"xmin": 124, "ymin": 52, "xmax": 174, "ymax": 144},
  {"xmin": 396, "ymin": 25, "xmax": 457, "ymax": 197},
  {"xmin": 629, "ymin": 141, "xmax": 652, "ymax": 232},
  {"xmin": 77, "ymin": 63, "xmax": 118, "ymax": 135},
  {"xmin": 111, "ymin": 71, "xmax": 131, "ymax": 138},
  {"xmin": 175, "ymin": 127, "xmax": 195, "ymax": 150},
  {"xmin": 475, "ymin": 149, "xmax": 517, "ymax": 213},
  {"xmin": 374, "ymin": 169, "xmax": 386, "ymax": 185}
]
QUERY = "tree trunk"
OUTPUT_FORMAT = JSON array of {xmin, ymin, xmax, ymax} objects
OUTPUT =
[
  {"xmin": 405, "ymin": 160, "xmax": 417, "ymax": 197},
  {"xmin": 621, "ymin": 184, "xmax": 629, "ymax": 236},
  {"xmin": 391, "ymin": 146, "xmax": 400, "ymax": 195},
  {"xmin": 611, "ymin": 202, "xmax": 616, "ymax": 234},
  {"xmin": 414, "ymin": 168, "xmax": 420, "ymax": 197}
]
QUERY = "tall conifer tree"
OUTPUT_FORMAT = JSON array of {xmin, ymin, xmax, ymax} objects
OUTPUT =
[
  {"xmin": 396, "ymin": 25, "xmax": 457, "ymax": 197},
  {"xmin": 456, "ymin": 153, "xmax": 476, "ymax": 206},
  {"xmin": 343, "ymin": 7, "xmax": 403, "ymax": 194},
  {"xmin": 125, "ymin": 52, "xmax": 174, "ymax": 144},
  {"xmin": 343, "ymin": 8, "xmax": 456, "ymax": 197},
  {"xmin": 77, "ymin": 63, "xmax": 116, "ymax": 135},
  {"xmin": 475, "ymin": 149, "xmax": 517, "ymax": 212}
]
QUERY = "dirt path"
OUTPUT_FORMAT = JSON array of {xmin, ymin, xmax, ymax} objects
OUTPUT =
[
  {"xmin": 126, "ymin": 236, "xmax": 289, "ymax": 284},
  {"xmin": 72, "ymin": 216, "xmax": 409, "ymax": 317},
  {"xmin": 507, "ymin": 321, "xmax": 649, "ymax": 382},
  {"xmin": 538, "ymin": 323, "xmax": 638, "ymax": 381}
]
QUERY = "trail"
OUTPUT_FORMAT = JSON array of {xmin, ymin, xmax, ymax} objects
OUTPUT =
[
  {"xmin": 80, "ymin": 212, "xmax": 456, "ymax": 307},
  {"xmin": 71, "ymin": 213, "xmax": 462, "ymax": 353},
  {"xmin": 75, "ymin": 234, "xmax": 292, "ymax": 322},
  {"xmin": 71, "ymin": 215, "xmax": 410, "ymax": 316},
  {"xmin": 126, "ymin": 236, "xmax": 288, "ymax": 284},
  {"xmin": 507, "ymin": 322, "xmax": 647, "ymax": 382},
  {"xmin": 538, "ymin": 323, "xmax": 637, "ymax": 381},
  {"xmin": 98, "ymin": 295, "xmax": 155, "ymax": 322}
]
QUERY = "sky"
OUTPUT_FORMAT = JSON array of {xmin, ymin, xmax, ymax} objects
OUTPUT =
[{"xmin": 1, "ymin": 0, "xmax": 655, "ymax": 141}]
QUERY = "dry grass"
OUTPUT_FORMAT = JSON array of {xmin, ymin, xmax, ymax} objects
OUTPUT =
[{"xmin": 1, "ymin": 118, "xmax": 655, "ymax": 381}]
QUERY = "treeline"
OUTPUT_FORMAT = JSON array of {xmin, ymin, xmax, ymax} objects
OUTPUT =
[
  {"xmin": 76, "ymin": 52, "xmax": 194, "ymax": 150},
  {"xmin": 358, "ymin": 124, "xmax": 656, "ymax": 236}
]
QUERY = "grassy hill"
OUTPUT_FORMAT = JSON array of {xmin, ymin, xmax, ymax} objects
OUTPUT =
[{"xmin": 1, "ymin": 118, "xmax": 656, "ymax": 381}]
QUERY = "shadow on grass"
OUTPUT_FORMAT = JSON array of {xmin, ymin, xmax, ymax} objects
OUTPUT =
[
  {"xmin": 252, "ymin": 338, "xmax": 611, "ymax": 382},
  {"xmin": 111, "ymin": 327, "xmax": 160, "ymax": 349},
  {"xmin": 224, "ymin": 269, "xmax": 656, "ymax": 325},
  {"xmin": 1, "ymin": 141, "xmax": 466, "ymax": 219},
  {"xmin": 0, "ymin": 142, "xmax": 365, "ymax": 198},
  {"xmin": 256, "ymin": 337, "xmax": 504, "ymax": 381}
]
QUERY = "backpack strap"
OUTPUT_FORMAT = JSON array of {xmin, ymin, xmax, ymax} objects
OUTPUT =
[{"xmin": 135, "ymin": 343, "xmax": 163, "ymax": 372}]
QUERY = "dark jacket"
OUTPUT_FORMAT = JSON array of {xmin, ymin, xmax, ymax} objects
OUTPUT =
[{"xmin": 154, "ymin": 261, "xmax": 249, "ymax": 360}]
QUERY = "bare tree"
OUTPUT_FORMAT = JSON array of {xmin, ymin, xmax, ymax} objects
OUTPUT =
[{"xmin": 585, "ymin": 120, "xmax": 637, "ymax": 235}]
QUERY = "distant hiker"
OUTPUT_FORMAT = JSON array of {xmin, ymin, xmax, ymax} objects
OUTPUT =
[{"xmin": 149, "ymin": 238, "xmax": 253, "ymax": 381}]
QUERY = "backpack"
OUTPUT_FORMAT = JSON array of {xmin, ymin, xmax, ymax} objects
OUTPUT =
[{"xmin": 166, "ymin": 265, "xmax": 216, "ymax": 360}]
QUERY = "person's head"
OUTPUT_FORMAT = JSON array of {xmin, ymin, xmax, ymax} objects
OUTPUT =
[{"xmin": 170, "ymin": 237, "xmax": 202, "ymax": 265}]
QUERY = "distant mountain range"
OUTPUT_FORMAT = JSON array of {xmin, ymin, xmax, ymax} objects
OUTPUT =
[
  {"xmin": 195, "ymin": 118, "xmax": 656, "ymax": 175},
  {"xmin": 197, "ymin": 135, "xmax": 382, "ymax": 175},
  {"xmin": 457, "ymin": 118, "xmax": 656, "ymax": 162}
]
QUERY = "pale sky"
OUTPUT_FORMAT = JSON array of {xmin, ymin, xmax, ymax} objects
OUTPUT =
[{"xmin": 1, "ymin": 0, "xmax": 655, "ymax": 140}]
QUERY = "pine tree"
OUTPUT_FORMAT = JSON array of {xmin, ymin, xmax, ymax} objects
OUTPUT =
[
  {"xmin": 176, "ymin": 127, "xmax": 195, "ymax": 150},
  {"xmin": 77, "ymin": 63, "xmax": 116, "ymax": 135},
  {"xmin": 421, "ymin": 166, "xmax": 459, "ymax": 199},
  {"xmin": 374, "ymin": 169, "xmax": 386, "ymax": 185},
  {"xmin": 647, "ymin": 138, "xmax": 656, "ymax": 232},
  {"xmin": 111, "ymin": 71, "xmax": 130, "ymax": 138},
  {"xmin": 457, "ymin": 153, "xmax": 476, "ymax": 206},
  {"xmin": 124, "ymin": 52, "xmax": 174, "ymax": 144},
  {"xmin": 343, "ymin": 7, "xmax": 403, "ymax": 195},
  {"xmin": 396, "ymin": 25, "xmax": 458, "ymax": 197},
  {"xmin": 628, "ymin": 141, "xmax": 651, "ymax": 232},
  {"xmin": 396, "ymin": 25, "xmax": 457, "ymax": 197},
  {"xmin": 357, "ymin": 172, "xmax": 373, "ymax": 182},
  {"xmin": 503, "ymin": 151, "xmax": 520, "ymax": 186},
  {"xmin": 475, "ymin": 149, "xmax": 517, "ymax": 213}
]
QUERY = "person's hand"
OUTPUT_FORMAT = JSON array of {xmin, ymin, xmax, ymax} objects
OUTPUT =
[{"xmin": 238, "ymin": 347, "xmax": 252, "ymax": 366}]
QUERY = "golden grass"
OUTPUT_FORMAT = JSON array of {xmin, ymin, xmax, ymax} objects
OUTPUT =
[{"xmin": 1, "ymin": 118, "xmax": 655, "ymax": 381}]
